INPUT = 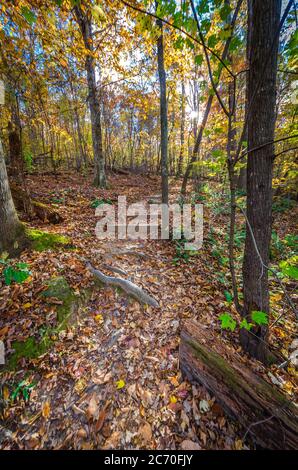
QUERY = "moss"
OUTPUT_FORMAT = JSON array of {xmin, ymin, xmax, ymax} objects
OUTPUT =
[
  {"xmin": 8, "ymin": 336, "xmax": 50, "ymax": 369},
  {"xmin": 25, "ymin": 228, "xmax": 71, "ymax": 252},
  {"xmin": 42, "ymin": 276, "xmax": 72, "ymax": 300},
  {"xmin": 187, "ymin": 338, "xmax": 289, "ymax": 408},
  {"xmin": 7, "ymin": 278, "xmax": 92, "ymax": 370}
]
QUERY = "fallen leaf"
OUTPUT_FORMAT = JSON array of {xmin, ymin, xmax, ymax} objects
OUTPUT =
[
  {"xmin": 139, "ymin": 422, "xmax": 152, "ymax": 444},
  {"xmin": 41, "ymin": 401, "xmax": 51, "ymax": 419},
  {"xmin": 86, "ymin": 395, "xmax": 98, "ymax": 420},
  {"xmin": 116, "ymin": 379, "xmax": 125, "ymax": 389},
  {"xmin": 199, "ymin": 399, "xmax": 210, "ymax": 413},
  {"xmin": 181, "ymin": 439, "xmax": 201, "ymax": 450},
  {"xmin": 235, "ymin": 439, "xmax": 243, "ymax": 450}
]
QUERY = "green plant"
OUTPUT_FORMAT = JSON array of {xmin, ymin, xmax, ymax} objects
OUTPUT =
[
  {"xmin": 219, "ymin": 310, "xmax": 268, "ymax": 333},
  {"xmin": 11, "ymin": 380, "xmax": 35, "ymax": 403},
  {"xmin": 272, "ymin": 196, "xmax": 295, "ymax": 213},
  {"xmin": 0, "ymin": 259, "xmax": 31, "ymax": 286},
  {"xmin": 279, "ymin": 256, "xmax": 298, "ymax": 280},
  {"xmin": 23, "ymin": 149, "xmax": 33, "ymax": 172},
  {"xmin": 90, "ymin": 198, "xmax": 113, "ymax": 208},
  {"xmin": 173, "ymin": 238, "xmax": 190, "ymax": 264}
]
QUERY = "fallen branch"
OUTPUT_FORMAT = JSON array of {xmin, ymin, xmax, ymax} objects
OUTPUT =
[{"xmin": 87, "ymin": 262, "xmax": 159, "ymax": 307}]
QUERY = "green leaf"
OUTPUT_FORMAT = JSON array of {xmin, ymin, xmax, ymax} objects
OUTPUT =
[
  {"xmin": 279, "ymin": 261, "xmax": 298, "ymax": 280},
  {"xmin": 207, "ymin": 34, "xmax": 219, "ymax": 49},
  {"xmin": 21, "ymin": 7, "xmax": 37, "ymax": 25},
  {"xmin": 3, "ymin": 266, "xmax": 14, "ymax": 286},
  {"xmin": 219, "ymin": 313, "xmax": 236, "ymax": 331},
  {"xmin": 195, "ymin": 54, "xmax": 203, "ymax": 66},
  {"xmin": 240, "ymin": 318, "xmax": 253, "ymax": 331},
  {"xmin": 251, "ymin": 311, "xmax": 268, "ymax": 326},
  {"xmin": 174, "ymin": 36, "xmax": 184, "ymax": 50},
  {"xmin": 219, "ymin": 4, "xmax": 232, "ymax": 22},
  {"xmin": 224, "ymin": 290, "xmax": 233, "ymax": 303}
]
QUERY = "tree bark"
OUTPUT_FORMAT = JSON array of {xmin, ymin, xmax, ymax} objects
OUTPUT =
[
  {"xmin": 74, "ymin": 4, "xmax": 106, "ymax": 188},
  {"xmin": 156, "ymin": 0, "xmax": 168, "ymax": 204},
  {"xmin": 241, "ymin": 0, "xmax": 282, "ymax": 362},
  {"xmin": 0, "ymin": 137, "xmax": 25, "ymax": 254},
  {"xmin": 180, "ymin": 319, "xmax": 298, "ymax": 450},
  {"xmin": 177, "ymin": 80, "xmax": 186, "ymax": 177}
]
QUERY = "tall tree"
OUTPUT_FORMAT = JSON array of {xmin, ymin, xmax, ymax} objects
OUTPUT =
[
  {"xmin": 177, "ymin": 79, "xmax": 186, "ymax": 176},
  {"xmin": 156, "ymin": 0, "xmax": 168, "ymax": 204},
  {"xmin": 240, "ymin": 0, "xmax": 282, "ymax": 362},
  {"xmin": 74, "ymin": 3, "xmax": 106, "ymax": 188},
  {"xmin": 0, "ymin": 137, "xmax": 25, "ymax": 254}
]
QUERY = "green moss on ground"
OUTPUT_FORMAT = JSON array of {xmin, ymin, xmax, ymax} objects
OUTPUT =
[
  {"xmin": 25, "ymin": 228, "xmax": 71, "ymax": 252},
  {"xmin": 7, "ymin": 277, "xmax": 91, "ymax": 370},
  {"xmin": 8, "ymin": 336, "xmax": 50, "ymax": 369}
]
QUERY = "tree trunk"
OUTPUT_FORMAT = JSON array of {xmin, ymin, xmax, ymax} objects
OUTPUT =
[
  {"xmin": 180, "ymin": 320, "xmax": 298, "ymax": 450},
  {"xmin": 181, "ymin": 0, "xmax": 243, "ymax": 195},
  {"xmin": 156, "ymin": 0, "xmax": 168, "ymax": 204},
  {"xmin": 241, "ymin": 0, "xmax": 282, "ymax": 362},
  {"xmin": 0, "ymin": 137, "xmax": 25, "ymax": 254},
  {"xmin": 74, "ymin": 5, "xmax": 106, "ymax": 188},
  {"xmin": 177, "ymin": 80, "xmax": 186, "ymax": 177}
]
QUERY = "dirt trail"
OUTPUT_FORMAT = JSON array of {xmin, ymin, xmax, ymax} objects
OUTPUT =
[{"xmin": 0, "ymin": 174, "xmax": 247, "ymax": 450}]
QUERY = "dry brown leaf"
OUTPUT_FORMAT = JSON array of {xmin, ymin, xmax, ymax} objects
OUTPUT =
[
  {"xmin": 181, "ymin": 439, "xmax": 201, "ymax": 450},
  {"xmin": 86, "ymin": 395, "xmax": 98, "ymax": 420},
  {"xmin": 139, "ymin": 422, "xmax": 152, "ymax": 444}
]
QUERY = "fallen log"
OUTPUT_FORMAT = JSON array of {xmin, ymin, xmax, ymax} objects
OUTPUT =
[
  {"xmin": 87, "ymin": 262, "xmax": 159, "ymax": 307},
  {"xmin": 179, "ymin": 319, "xmax": 298, "ymax": 450},
  {"xmin": 10, "ymin": 184, "xmax": 63, "ymax": 224}
]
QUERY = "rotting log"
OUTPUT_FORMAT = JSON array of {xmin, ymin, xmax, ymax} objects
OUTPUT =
[
  {"xmin": 179, "ymin": 319, "xmax": 298, "ymax": 450},
  {"xmin": 10, "ymin": 183, "xmax": 63, "ymax": 224}
]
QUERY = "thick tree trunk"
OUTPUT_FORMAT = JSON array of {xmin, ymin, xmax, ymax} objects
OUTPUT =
[
  {"xmin": 74, "ymin": 5, "xmax": 106, "ymax": 188},
  {"xmin": 180, "ymin": 320, "xmax": 298, "ymax": 450},
  {"xmin": 0, "ymin": 138, "xmax": 25, "ymax": 254},
  {"xmin": 241, "ymin": 0, "xmax": 282, "ymax": 362},
  {"xmin": 156, "ymin": 0, "xmax": 168, "ymax": 204}
]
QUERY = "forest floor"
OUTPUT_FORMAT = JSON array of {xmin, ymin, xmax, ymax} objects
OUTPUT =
[{"xmin": 0, "ymin": 172, "xmax": 297, "ymax": 450}]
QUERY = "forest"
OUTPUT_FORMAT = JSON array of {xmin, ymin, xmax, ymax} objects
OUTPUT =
[{"xmin": 0, "ymin": 0, "xmax": 297, "ymax": 454}]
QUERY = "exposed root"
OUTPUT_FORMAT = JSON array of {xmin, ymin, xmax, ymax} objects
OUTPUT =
[{"xmin": 87, "ymin": 262, "xmax": 159, "ymax": 307}]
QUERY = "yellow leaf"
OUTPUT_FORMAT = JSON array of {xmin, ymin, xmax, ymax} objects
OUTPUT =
[
  {"xmin": 94, "ymin": 314, "xmax": 103, "ymax": 323},
  {"xmin": 75, "ymin": 378, "xmax": 87, "ymax": 394},
  {"xmin": 170, "ymin": 395, "xmax": 177, "ymax": 404},
  {"xmin": 116, "ymin": 379, "xmax": 125, "ymax": 389},
  {"xmin": 3, "ymin": 385, "xmax": 9, "ymax": 401},
  {"xmin": 23, "ymin": 302, "xmax": 32, "ymax": 309},
  {"xmin": 235, "ymin": 439, "xmax": 243, "ymax": 450},
  {"xmin": 42, "ymin": 401, "xmax": 51, "ymax": 419}
]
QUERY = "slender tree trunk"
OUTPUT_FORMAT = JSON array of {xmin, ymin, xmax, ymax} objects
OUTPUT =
[
  {"xmin": 156, "ymin": 0, "xmax": 168, "ymax": 204},
  {"xmin": 237, "ymin": 0, "xmax": 251, "ymax": 192},
  {"xmin": 74, "ymin": 5, "xmax": 106, "ymax": 188},
  {"xmin": 181, "ymin": 0, "xmax": 243, "ymax": 195},
  {"xmin": 240, "ymin": 0, "xmax": 282, "ymax": 363},
  {"xmin": 0, "ymin": 137, "xmax": 25, "ymax": 254},
  {"xmin": 177, "ymin": 80, "xmax": 186, "ymax": 177}
]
